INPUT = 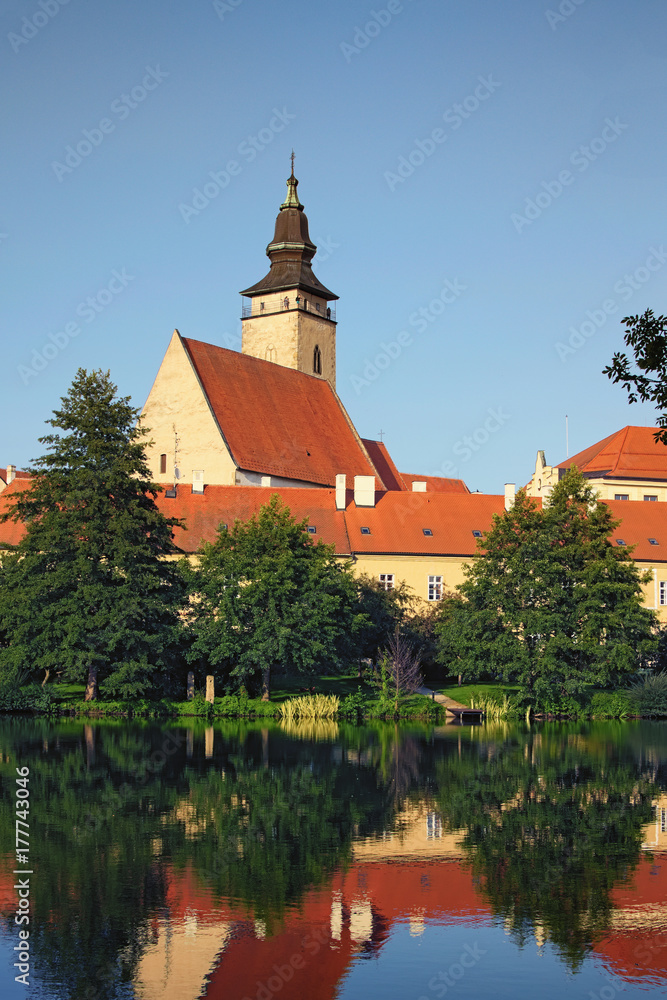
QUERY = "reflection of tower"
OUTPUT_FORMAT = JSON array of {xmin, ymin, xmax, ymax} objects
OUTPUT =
[{"xmin": 240, "ymin": 164, "xmax": 339, "ymax": 388}]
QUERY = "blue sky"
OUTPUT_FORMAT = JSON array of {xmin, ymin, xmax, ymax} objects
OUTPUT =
[{"xmin": 2, "ymin": 0, "xmax": 666, "ymax": 493}]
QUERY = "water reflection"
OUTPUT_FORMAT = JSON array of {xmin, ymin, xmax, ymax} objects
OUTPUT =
[{"xmin": 0, "ymin": 719, "xmax": 665, "ymax": 1000}]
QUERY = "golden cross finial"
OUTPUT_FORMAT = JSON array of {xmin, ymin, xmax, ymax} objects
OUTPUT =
[{"xmin": 290, "ymin": 149, "xmax": 295, "ymax": 175}]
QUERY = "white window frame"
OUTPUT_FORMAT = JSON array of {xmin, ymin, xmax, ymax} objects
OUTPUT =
[
  {"xmin": 428, "ymin": 575, "xmax": 443, "ymax": 601},
  {"xmin": 379, "ymin": 574, "xmax": 394, "ymax": 591},
  {"xmin": 660, "ymin": 582, "xmax": 667, "ymax": 606}
]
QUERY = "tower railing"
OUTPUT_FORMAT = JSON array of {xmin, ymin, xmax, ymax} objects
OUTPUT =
[{"xmin": 241, "ymin": 297, "xmax": 336, "ymax": 322}]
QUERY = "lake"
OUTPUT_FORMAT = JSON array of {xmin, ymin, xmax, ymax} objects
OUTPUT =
[{"xmin": 0, "ymin": 717, "xmax": 665, "ymax": 999}]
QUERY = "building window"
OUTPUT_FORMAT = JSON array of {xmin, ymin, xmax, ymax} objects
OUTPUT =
[
  {"xmin": 428, "ymin": 575, "xmax": 443, "ymax": 601},
  {"xmin": 315, "ymin": 302, "xmax": 321, "ymax": 312},
  {"xmin": 313, "ymin": 345, "xmax": 322, "ymax": 374},
  {"xmin": 159, "ymin": 453, "xmax": 167, "ymax": 474},
  {"xmin": 265, "ymin": 345, "xmax": 277, "ymax": 362},
  {"xmin": 307, "ymin": 525, "xmax": 316, "ymax": 534},
  {"xmin": 616, "ymin": 538, "xmax": 626, "ymax": 546},
  {"xmin": 379, "ymin": 574, "xmax": 394, "ymax": 590},
  {"xmin": 472, "ymin": 529, "xmax": 482, "ymax": 538},
  {"xmin": 649, "ymin": 538, "xmax": 659, "ymax": 546},
  {"xmin": 423, "ymin": 528, "xmax": 433, "ymax": 536},
  {"xmin": 260, "ymin": 301, "xmax": 265, "ymax": 311},
  {"xmin": 660, "ymin": 582, "xmax": 667, "ymax": 606},
  {"xmin": 360, "ymin": 527, "xmax": 371, "ymax": 535},
  {"xmin": 645, "ymin": 495, "xmax": 658, "ymax": 501},
  {"xmin": 614, "ymin": 494, "xmax": 629, "ymax": 501}
]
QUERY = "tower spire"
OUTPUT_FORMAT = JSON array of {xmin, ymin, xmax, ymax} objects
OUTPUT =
[{"xmin": 281, "ymin": 152, "xmax": 303, "ymax": 210}]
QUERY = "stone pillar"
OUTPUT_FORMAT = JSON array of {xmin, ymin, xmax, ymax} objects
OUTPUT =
[
  {"xmin": 205, "ymin": 675, "xmax": 215, "ymax": 704},
  {"xmin": 187, "ymin": 671, "xmax": 195, "ymax": 700}
]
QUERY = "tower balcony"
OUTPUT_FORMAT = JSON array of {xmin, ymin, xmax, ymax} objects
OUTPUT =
[{"xmin": 241, "ymin": 295, "xmax": 336, "ymax": 323}]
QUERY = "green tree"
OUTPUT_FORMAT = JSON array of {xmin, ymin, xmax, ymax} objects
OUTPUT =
[
  {"xmin": 0, "ymin": 369, "xmax": 184, "ymax": 699},
  {"xmin": 436, "ymin": 468, "xmax": 657, "ymax": 708},
  {"xmin": 603, "ymin": 308, "xmax": 667, "ymax": 443},
  {"xmin": 185, "ymin": 494, "xmax": 366, "ymax": 699}
]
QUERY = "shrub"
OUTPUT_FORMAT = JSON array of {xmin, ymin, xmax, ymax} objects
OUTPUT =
[
  {"xmin": 589, "ymin": 690, "xmax": 635, "ymax": 719},
  {"xmin": 629, "ymin": 671, "xmax": 667, "ymax": 717}
]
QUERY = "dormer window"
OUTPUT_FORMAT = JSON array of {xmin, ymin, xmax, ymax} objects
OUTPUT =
[
  {"xmin": 616, "ymin": 538, "xmax": 626, "ymax": 546},
  {"xmin": 360, "ymin": 527, "xmax": 371, "ymax": 535},
  {"xmin": 423, "ymin": 528, "xmax": 433, "ymax": 536},
  {"xmin": 649, "ymin": 538, "xmax": 659, "ymax": 545},
  {"xmin": 472, "ymin": 530, "xmax": 482, "ymax": 538},
  {"xmin": 307, "ymin": 526, "xmax": 316, "ymax": 534},
  {"xmin": 313, "ymin": 345, "xmax": 322, "ymax": 375}
]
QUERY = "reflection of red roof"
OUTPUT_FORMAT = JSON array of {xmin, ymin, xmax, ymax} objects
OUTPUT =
[
  {"xmin": 182, "ymin": 338, "xmax": 382, "ymax": 488},
  {"xmin": 361, "ymin": 439, "xmax": 407, "ymax": 492},
  {"xmin": 156, "ymin": 485, "xmax": 351, "ymax": 555},
  {"xmin": 400, "ymin": 474, "xmax": 470, "ymax": 494},
  {"xmin": 593, "ymin": 853, "xmax": 667, "ymax": 983},
  {"xmin": 559, "ymin": 426, "xmax": 667, "ymax": 480}
]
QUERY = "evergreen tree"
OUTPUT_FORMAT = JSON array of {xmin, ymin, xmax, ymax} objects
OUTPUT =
[
  {"xmin": 436, "ymin": 468, "xmax": 657, "ymax": 707},
  {"xmin": 184, "ymin": 494, "xmax": 366, "ymax": 699},
  {"xmin": 0, "ymin": 369, "xmax": 184, "ymax": 699}
]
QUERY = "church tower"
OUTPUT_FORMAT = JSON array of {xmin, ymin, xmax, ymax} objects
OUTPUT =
[{"xmin": 240, "ymin": 163, "xmax": 339, "ymax": 389}]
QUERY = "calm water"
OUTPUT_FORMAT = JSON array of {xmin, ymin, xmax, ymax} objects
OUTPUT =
[{"xmin": 0, "ymin": 718, "xmax": 666, "ymax": 1000}]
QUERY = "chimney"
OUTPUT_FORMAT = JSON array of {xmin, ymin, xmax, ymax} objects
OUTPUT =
[
  {"xmin": 411, "ymin": 481, "xmax": 427, "ymax": 492},
  {"xmin": 6, "ymin": 465, "xmax": 16, "ymax": 484},
  {"xmin": 335, "ymin": 474, "xmax": 346, "ymax": 510},
  {"xmin": 354, "ymin": 476, "xmax": 376, "ymax": 507},
  {"xmin": 504, "ymin": 483, "xmax": 516, "ymax": 510}
]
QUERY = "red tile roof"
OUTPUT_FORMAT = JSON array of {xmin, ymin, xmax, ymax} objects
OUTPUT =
[
  {"xmin": 344, "ymin": 491, "xmax": 505, "ymax": 555},
  {"xmin": 156, "ymin": 484, "xmax": 351, "ymax": 555},
  {"xmin": 604, "ymin": 498, "xmax": 667, "ymax": 560},
  {"xmin": 400, "ymin": 473, "xmax": 470, "ymax": 494},
  {"xmin": 558, "ymin": 426, "xmax": 667, "ymax": 480},
  {"xmin": 181, "ymin": 337, "xmax": 383, "ymax": 488},
  {"xmin": 361, "ymin": 439, "xmax": 407, "ymax": 491},
  {"xmin": 0, "ymin": 479, "xmax": 33, "ymax": 548},
  {"xmin": 0, "ymin": 468, "xmax": 31, "ymax": 484}
]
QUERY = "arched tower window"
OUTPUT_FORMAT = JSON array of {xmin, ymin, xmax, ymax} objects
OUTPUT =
[
  {"xmin": 265, "ymin": 344, "xmax": 277, "ymax": 362},
  {"xmin": 313, "ymin": 345, "xmax": 322, "ymax": 375}
]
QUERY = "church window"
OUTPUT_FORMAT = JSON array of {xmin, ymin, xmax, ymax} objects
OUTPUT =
[
  {"xmin": 160, "ymin": 454, "xmax": 167, "ymax": 474},
  {"xmin": 265, "ymin": 345, "xmax": 277, "ymax": 362},
  {"xmin": 313, "ymin": 345, "xmax": 322, "ymax": 375}
]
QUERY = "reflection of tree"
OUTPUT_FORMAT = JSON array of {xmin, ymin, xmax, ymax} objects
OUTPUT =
[{"xmin": 433, "ymin": 726, "xmax": 658, "ymax": 968}]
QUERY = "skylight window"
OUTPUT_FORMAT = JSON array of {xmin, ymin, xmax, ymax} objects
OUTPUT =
[
  {"xmin": 307, "ymin": 526, "xmax": 316, "ymax": 534},
  {"xmin": 649, "ymin": 538, "xmax": 659, "ymax": 545},
  {"xmin": 616, "ymin": 538, "xmax": 626, "ymax": 546},
  {"xmin": 360, "ymin": 527, "xmax": 371, "ymax": 535},
  {"xmin": 423, "ymin": 528, "xmax": 433, "ymax": 536},
  {"xmin": 472, "ymin": 530, "xmax": 483, "ymax": 538}
]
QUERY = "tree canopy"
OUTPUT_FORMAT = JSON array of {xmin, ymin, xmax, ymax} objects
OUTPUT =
[
  {"xmin": 436, "ymin": 468, "xmax": 657, "ymax": 708},
  {"xmin": 0, "ymin": 369, "xmax": 184, "ymax": 699},
  {"xmin": 603, "ymin": 308, "xmax": 667, "ymax": 443},
  {"xmin": 184, "ymin": 494, "xmax": 367, "ymax": 699}
]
